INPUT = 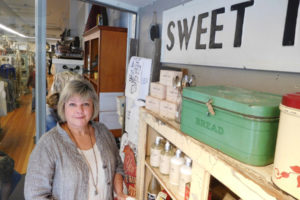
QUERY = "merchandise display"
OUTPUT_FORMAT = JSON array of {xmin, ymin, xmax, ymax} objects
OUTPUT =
[
  {"xmin": 83, "ymin": 26, "xmax": 127, "ymax": 137},
  {"xmin": 146, "ymin": 69, "xmax": 191, "ymax": 122},
  {"xmin": 0, "ymin": 80, "xmax": 7, "ymax": 117},
  {"xmin": 159, "ymin": 141, "xmax": 173, "ymax": 175},
  {"xmin": 166, "ymin": 86, "xmax": 181, "ymax": 104},
  {"xmin": 272, "ymin": 92, "xmax": 300, "ymax": 199},
  {"xmin": 1, "ymin": 1, "xmax": 299, "ymax": 200},
  {"xmin": 123, "ymin": 145, "xmax": 137, "ymax": 197},
  {"xmin": 150, "ymin": 82, "xmax": 166, "ymax": 100},
  {"xmin": 147, "ymin": 176, "xmax": 160, "ymax": 200},
  {"xmin": 159, "ymin": 100, "xmax": 178, "ymax": 120},
  {"xmin": 178, "ymin": 157, "xmax": 192, "ymax": 196},
  {"xmin": 55, "ymin": 30, "xmax": 83, "ymax": 59},
  {"xmin": 169, "ymin": 149, "xmax": 184, "ymax": 185},
  {"xmin": 52, "ymin": 58, "xmax": 83, "ymax": 74},
  {"xmin": 156, "ymin": 190, "xmax": 172, "ymax": 200},
  {"xmin": 184, "ymin": 182, "xmax": 191, "ymax": 200},
  {"xmin": 181, "ymin": 85, "xmax": 282, "ymax": 166},
  {"xmin": 146, "ymin": 95, "xmax": 161, "ymax": 114},
  {"xmin": 136, "ymin": 108, "xmax": 293, "ymax": 200},
  {"xmin": 159, "ymin": 70, "xmax": 182, "ymax": 87},
  {"xmin": 150, "ymin": 136, "xmax": 163, "ymax": 168}
]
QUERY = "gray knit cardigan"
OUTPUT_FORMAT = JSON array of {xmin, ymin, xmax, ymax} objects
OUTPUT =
[{"xmin": 24, "ymin": 122, "xmax": 124, "ymax": 200}]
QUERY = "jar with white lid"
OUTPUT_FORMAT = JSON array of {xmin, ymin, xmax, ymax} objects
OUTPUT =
[{"xmin": 272, "ymin": 92, "xmax": 300, "ymax": 199}]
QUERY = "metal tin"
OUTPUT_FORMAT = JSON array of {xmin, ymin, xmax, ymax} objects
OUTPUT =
[{"xmin": 181, "ymin": 86, "xmax": 281, "ymax": 166}]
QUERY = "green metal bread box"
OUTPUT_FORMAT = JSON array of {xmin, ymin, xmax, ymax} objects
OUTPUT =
[{"xmin": 181, "ymin": 86, "xmax": 282, "ymax": 166}]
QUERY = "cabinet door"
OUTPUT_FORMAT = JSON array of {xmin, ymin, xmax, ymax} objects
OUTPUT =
[{"xmin": 99, "ymin": 30, "xmax": 127, "ymax": 92}]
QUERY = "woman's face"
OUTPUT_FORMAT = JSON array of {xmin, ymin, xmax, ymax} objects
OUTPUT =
[{"xmin": 64, "ymin": 94, "xmax": 94, "ymax": 129}]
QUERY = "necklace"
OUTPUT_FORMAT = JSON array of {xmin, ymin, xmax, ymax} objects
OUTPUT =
[{"xmin": 66, "ymin": 124, "xmax": 99, "ymax": 196}]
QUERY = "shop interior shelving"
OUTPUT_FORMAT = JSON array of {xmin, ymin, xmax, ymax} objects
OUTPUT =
[
  {"xmin": 136, "ymin": 107, "xmax": 296, "ymax": 200},
  {"xmin": 83, "ymin": 26, "xmax": 127, "ymax": 137}
]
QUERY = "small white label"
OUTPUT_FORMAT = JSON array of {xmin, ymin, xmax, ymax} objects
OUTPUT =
[
  {"xmin": 179, "ymin": 173, "xmax": 191, "ymax": 196},
  {"xmin": 159, "ymin": 155, "xmax": 171, "ymax": 175},
  {"xmin": 150, "ymin": 148, "xmax": 161, "ymax": 167},
  {"xmin": 169, "ymin": 164, "xmax": 181, "ymax": 185}
]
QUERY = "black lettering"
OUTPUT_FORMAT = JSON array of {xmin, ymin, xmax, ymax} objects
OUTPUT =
[
  {"xmin": 205, "ymin": 121, "xmax": 210, "ymax": 129},
  {"xmin": 231, "ymin": 0, "xmax": 254, "ymax": 47},
  {"xmin": 209, "ymin": 7, "xmax": 225, "ymax": 49},
  {"xmin": 283, "ymin": 0, "xmax": 300, "ymax": 46},
  {"xmin": 200, "ymin": 118, "xmax": 204, "ymax": 126},
  {"xmin": 177, "ymin": 16, "xmax": 195, "ymax": 50},
  {"xmin": 211, "ymin": 124, "xmax": 217, "ymax": 133},
  {"xmin": 167, "ymin": 21, "xmax": 175, "ymax": 50},
  {"xmin": 195, "ymin": 12, "xmax": 209, "ymax": 49},
  {"xmin": 218, "ymin": 127, "xmax": 224, "ymax": 134}
]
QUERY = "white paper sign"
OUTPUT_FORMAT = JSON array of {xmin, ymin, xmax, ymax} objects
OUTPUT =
[
  {"xmin": 125, "ymin": 56, "xmax": 152, "ymax": 101},
  {"xmin": 161, "ymin": 0, "xmax": 300, "ymax": 72},
  {"xmin": 125, "ymin": 97, "xmax": 145, "ymax": 146}
]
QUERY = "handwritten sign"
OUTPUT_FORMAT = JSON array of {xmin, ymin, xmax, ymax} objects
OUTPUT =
[{"xmin": 125, "ymin": 56, "xmax": 152, "ymax": 100}]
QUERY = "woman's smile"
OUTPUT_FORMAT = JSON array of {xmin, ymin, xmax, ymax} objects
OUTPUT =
[{"xmin": 64, "ymin": 94, "xmax": 94, "ymax": 129}]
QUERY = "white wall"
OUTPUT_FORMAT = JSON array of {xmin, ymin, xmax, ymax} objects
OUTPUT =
[
  {"xmin": 137, "ymin": 0, "xmax": 300, "ymax": 95},
  {"xmin": 107, "ymin": 8, "xmax": 136, "ymax": 39},
  {"xmin": 69, "ymin": 0, "xmax": 90, "ymax": 46}
]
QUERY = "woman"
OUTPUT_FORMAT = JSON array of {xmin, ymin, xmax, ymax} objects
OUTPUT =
[
  {"xmin": 25, "ymin": 79, "xmax": 128, "ymax": 200},
  {"xmin": 27, "ymin": 66, "xmax": 35, "ymax": 112}
]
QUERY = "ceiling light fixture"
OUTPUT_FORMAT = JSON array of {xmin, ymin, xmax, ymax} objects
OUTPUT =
[
  {"xmin": 0, "ymin": 23, "xmax": 27, "ymax": 38},
  {"xmin": 46, "ymin": 37, "xmax": 60, "ymax": 41},
  {"xmin": 0, "ymin": 24, "xmax": 60, "ymax": 42}
]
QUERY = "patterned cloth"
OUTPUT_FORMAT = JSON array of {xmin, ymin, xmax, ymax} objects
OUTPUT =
[{"xmin": 0, "ymin": 64, "xmax": 16, "ymax": 80}]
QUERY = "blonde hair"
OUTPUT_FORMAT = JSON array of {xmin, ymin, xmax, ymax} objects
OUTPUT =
[
  {"xmin": 46, "ymin": 93, "xmax": 59, "ymax": 109},
  {"xmin": 57, "ymin": 79, "xmax": 99, "ymax": 122}
]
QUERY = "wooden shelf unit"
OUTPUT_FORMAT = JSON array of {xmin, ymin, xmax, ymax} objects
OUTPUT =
[
  {"xmin": 83, "ymin": 26, "xmax": 127, "ymax": 138},
  {"xmin": 136, "ymin": 108, "xmax": 295, "ymax": 200}
]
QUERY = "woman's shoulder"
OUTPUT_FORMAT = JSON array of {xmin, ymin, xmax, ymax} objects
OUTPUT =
[
  {"xmin": 92, "ymin": 121, "xmax": 108, "ymax": 132},
  {"xmin": 37, "ymin": 127, "xmax": 62, "ymax": 146},
  {"xmin": 92, "ymin": 122, "xmax": 113, "ymax": 139}
]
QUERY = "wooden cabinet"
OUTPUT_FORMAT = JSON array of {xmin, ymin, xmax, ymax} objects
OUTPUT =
[
  {"xmin": 83, "ymin": 26, "xmax": 127, "ymax": 137},
  {"xmin": 136, "ymin": 108, "xmax": 295, "ymax": 200}
]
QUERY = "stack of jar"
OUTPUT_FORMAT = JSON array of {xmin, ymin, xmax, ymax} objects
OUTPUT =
[
  {"xmin": 145, "ymin": 70, "xmax": 183, "ymax": 120},
  {"xmin": 150, "ymin": 136, "xmax": 192, "ymax": 197}
]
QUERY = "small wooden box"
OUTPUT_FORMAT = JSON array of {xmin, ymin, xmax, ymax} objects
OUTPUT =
[
  {"xmin": 160, "ymin": 100, "xmax": 178, "ymax": 120},
  {"xmin": 159, "ymin": 70, "xmax": 183, "ymax": 87},
  {"xmin": 146, "ymin": 96, "xmax": 161, "ymax": 114},
  {"xmin": 166, "ymin": 86, "xmax": 181, "ymax": 104},
  {"xmin": 150, "ymin": 82, "xmax": 166, "ymax": 100}
]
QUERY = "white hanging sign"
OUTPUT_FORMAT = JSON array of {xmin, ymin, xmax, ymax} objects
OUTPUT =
[
  {"xmin": 161, "ymin": 0, "xmax": 300, "ymax": 72},
  {"xmin": 125, "ymin": 56, "xmax": 152, "ymax": 101}
]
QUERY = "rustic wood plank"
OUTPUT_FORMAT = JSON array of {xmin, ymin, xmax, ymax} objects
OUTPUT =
[
  {"xmin": 190, "ymin": 162, "xmax": 211, "ymax": 200},
  {"xmin": 138, "ymin": 107, "xmax": 295, "ymax": 200},
  {"xmin": 136, "ymin": 110, "xmax": 148, "ymax": 200},
  {"xmin": 145, "ymin": 157, "xmax": 181, "ymax": 200}
]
